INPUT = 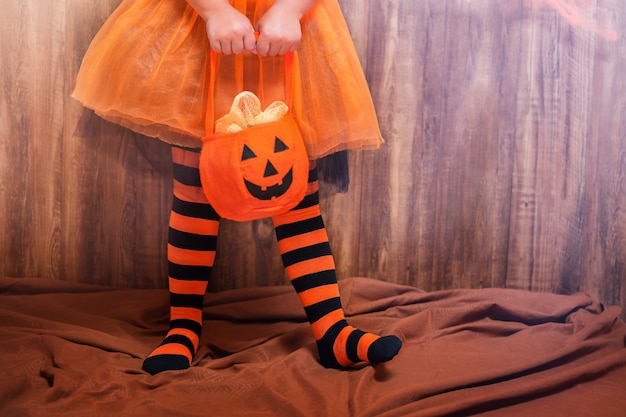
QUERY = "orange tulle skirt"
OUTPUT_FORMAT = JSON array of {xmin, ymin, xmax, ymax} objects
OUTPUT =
[{"xmin": 72, "ymin": 0, "xmax": 383, "ymax": 158}]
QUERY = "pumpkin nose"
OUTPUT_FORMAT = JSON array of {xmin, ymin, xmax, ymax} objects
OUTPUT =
[{"xmin": 264, "ymin": 160, "xmax": 279, "ymax": 177}]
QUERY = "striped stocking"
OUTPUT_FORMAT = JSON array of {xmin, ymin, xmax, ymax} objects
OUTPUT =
[
  {"xmin": 142, "ymin": 147, "xmax": 219, "ymax": 375},
  {"xmin": 272, "ymin": 165, "xmax": 402, "ymax": 368}
]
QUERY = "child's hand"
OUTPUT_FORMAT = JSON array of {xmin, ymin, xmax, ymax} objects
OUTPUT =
[
  {"xmin": 255, "ymin": 0, "xmax": 313, "ymax": 56},
  {"xmin": 200, "ymin": 2, "xmax": 257, "ymax": 54}
]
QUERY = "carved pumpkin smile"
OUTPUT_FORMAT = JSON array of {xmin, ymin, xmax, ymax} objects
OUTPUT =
[{"xmin": 244, "ymin": 167, "xmax": 293, "ymax": 200}]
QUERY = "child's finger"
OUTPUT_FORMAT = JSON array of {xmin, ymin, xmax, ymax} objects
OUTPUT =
[
  {"xmin": 254, "ymin": 36, "xmax": 269, "ymax": 56},
  {"xmin": 230, "ymin": 40, "xmax": 244, "ymax": 55},
  {"xmin": 243, "ymin": 32, "xmax": 257, "ymax": 53}
]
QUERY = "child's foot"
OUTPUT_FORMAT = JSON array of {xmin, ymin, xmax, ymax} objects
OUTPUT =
[
  {"xmin": 142, "ymin": 323, "xmax": 201, "ymax": 374},
  {"xmin": 142, "ymin": 352, "xmax": 190, "ymax": 374},
  {"xmin": 317, "ymin": 320, "xmax": 402, "ymax": 368}
]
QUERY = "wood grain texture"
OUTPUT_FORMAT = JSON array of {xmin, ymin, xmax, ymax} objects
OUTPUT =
[
  {"xmin": 507, "ymin": 0, "xmax": 611, "ymax": 297},
  {"xmin": 0, "ymin": 1, "xmax": 65, "ymax": 279},
  {"xmin": 578, "ymin": 0, "xmax": 626, "ymax": 312},
  {"xmin": 427, "ymin": 0, "xmax": 516, "ymax": 291},
  {"xmin": 356, "ymin": 0, "xmax": 444, "ymax": 289},
  {"xmin": 0, "ymin": 0, "xmax": 624, "ymax": 318}
]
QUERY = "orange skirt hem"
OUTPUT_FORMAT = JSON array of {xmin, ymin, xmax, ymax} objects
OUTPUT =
[{"xmin": 72, "ymin": 0, "xmax": 383, "ymax": 158}]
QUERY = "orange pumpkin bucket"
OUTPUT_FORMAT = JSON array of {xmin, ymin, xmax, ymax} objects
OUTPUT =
[{"xmin": 200, "ymin": 51, "xmax": 309, "ymax": 222}]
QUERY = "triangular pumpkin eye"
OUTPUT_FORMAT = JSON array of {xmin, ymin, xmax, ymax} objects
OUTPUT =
[
  {"xmin": 274, "ymin": 137, "xmax": 289, "ymax": 153},
  {"xmin": 242, "ymin": 144, "xmax": 256, "ymax": 161}
]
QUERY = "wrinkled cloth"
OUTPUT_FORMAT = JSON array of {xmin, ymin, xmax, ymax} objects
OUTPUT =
[{"xmin": 1, "ymin": 276, "xmax": 625, "ymax": 417}]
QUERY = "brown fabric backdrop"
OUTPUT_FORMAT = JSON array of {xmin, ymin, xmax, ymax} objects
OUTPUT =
[{"xmin": 1, "ymin": 276, "xmax": 625, "ymax": 416}]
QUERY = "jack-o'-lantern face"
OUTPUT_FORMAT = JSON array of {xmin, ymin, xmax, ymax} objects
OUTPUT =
[
  {"xmin": 200, "ymin": 114, "xmax": 309, "ymax": 222},
  {"xmin": 240, "ymin": 135, "xmax": 293, "ymax": 200}
]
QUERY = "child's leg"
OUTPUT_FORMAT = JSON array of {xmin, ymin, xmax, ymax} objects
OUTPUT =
[
  {"xmin": 142, "ymin": 146, "xmax": 220, "ymax": 375},
  {"xmin": 272, "ymin": 163, "xmax": 402, "ymax": 368}
]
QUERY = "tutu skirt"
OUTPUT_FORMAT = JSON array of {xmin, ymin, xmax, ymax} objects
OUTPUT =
[{"xmin": 72, "ymin": 0, "xmax": 383, "ymax": 158}]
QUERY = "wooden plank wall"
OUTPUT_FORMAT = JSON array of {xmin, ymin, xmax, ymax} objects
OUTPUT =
[{"xmin": 1, "ymin": 0, "xmax": 624, "ymax": 318}]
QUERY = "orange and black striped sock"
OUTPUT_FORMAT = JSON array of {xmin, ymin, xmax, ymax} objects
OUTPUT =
[
  {"xmin": 142, "ymin": 147, "xmax": 219, "ymax": 375},
  {"xmin": 272, "ymin": 166, "xmax": 402, "ymax": 368}
]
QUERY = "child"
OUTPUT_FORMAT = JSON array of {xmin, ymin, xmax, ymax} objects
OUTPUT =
[{"xmin": 73, "ymin": 0, "xmax": 402, "ymax": 375}]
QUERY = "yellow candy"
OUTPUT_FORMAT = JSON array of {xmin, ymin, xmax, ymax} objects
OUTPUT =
[{"xmin": 215, "ymin": 91, "xmax": 288, "ymax": 134}]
